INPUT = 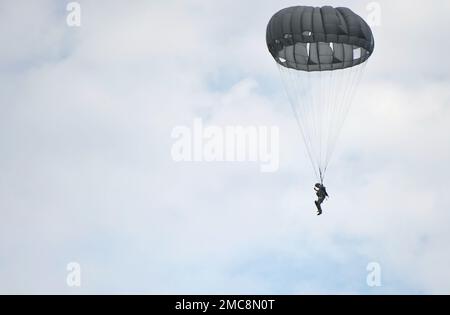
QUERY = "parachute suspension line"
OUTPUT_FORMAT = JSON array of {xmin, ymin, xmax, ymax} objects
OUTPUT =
[
  {"xmin": 266, "ymin": 6, "xmax": 375, "ymax": 183},
  {"xmin": 312, "ymin": 70, "xmax": 322, "ymax": 178},
  {"xmin": 322, "ymin": 66, "xmax": 336, "ymax": 181},
  {"xmin": 319, "ymin": 64, "xmax": 356, "ymax": 182},
  {"xmin": 322, "ymin": 64, "xmax": 354, "ymax": 176},
  {"xmin": 324, "ymin": 65, "xmax": 347, "ymax": 171},
  {"xmin": 297, "ymin": 66, "xmax": 319, "ymax": 180},
  {"xmin": 322, "ymin": 64, "xmax": 335, "ymax": 177},
  {"xmin": 307, "ymin": 68, "xmax": 324, "ymax": 182},
  {"xmin": 306, "ymin": 68, "xmax": 318, "ymax": 172},
  {"xmin": 278, "ymin": 64, "xmax": 320, "ymax": 181},
  {"xmin": 277, "ymin": 59, "xmax": 369, "ymax": 184},
  {"xmin": 323, "ymin": 61, "xmax": 368, "ymax": 174},
  {"xmin": 318, "ymin": 68, "xmax": 324, "ymax": 176},
  {"xmin": 304, "ymin": 68, "xmax": 319, "ymax": 170},
  {"xmin": 335, "ymin": 62, "xmax": 367, "ymax": 145},
  {"xmin": 334, "ymin": 63, "xmax": 366, "ymax": 160},
  {"xmin": 299, "ymin": 67, "xmax": 321, "ymax": 181},
  {"xmin": 326, "ymin": 65, "xmax": 337, "ymax": 171},
  {"xmin": 292, "ymin": 69, "xmax": 320, "ymax": 181}
]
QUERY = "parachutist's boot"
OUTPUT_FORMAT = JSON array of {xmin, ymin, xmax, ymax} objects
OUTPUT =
[{"xmin": 314, "ymin": 201, "xmax": 322, "ymax": 215}]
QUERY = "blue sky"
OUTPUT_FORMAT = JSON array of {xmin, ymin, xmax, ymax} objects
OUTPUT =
[{"xmin": 1, "ymin": 0, "xmax": 450, "ymax": 294}]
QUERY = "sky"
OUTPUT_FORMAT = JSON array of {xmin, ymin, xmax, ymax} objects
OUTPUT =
[{"xmin": 0, "ymin": 0, "xmax": 450, "ymax": 294}]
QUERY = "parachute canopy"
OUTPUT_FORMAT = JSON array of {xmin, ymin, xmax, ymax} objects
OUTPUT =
[
  {"xmin": 266, "ymin": 6, "xmax": 374, "ymax": 183},
  {"xmin": 266, "ymin": 6, "xmax": 374, "ymax": 72}
]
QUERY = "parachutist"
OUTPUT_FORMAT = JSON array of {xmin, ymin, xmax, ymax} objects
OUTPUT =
[{"xmin": 314, "ymin": 183, "xmax": 329, "ymax": 215}]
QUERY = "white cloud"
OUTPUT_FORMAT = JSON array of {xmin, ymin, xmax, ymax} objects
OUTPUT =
[{"xmin": 0, "ymin": 0, "xmax": 450, "ymax": 294}]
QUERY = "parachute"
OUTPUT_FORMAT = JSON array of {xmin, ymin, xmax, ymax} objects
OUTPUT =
[{"xmin": 266, "ymin": 6, "xmax": 375, "ymax": 183}]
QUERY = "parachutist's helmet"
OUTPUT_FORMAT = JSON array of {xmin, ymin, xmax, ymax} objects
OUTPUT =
[{"xmin": 315, "ymin": 183, "xmax": 322, "ymax": 188}]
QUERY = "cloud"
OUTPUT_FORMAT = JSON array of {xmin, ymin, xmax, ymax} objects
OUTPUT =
[{"xmin": 0, "ymin": 0, "xmax": 450, "ymax": 294}]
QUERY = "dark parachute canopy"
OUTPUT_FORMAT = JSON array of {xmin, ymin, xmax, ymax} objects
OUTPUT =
[
  {"xmin": 266, "ymin": 6, "xmax": 374, "ymax": 182},
  {"xmin": 266, "ymin": 6, "xmax": 375, "ymax": 71}
]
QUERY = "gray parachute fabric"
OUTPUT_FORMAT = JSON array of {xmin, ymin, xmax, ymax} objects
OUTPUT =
[
  {"xmin": 266, "ymin": 6, "xmax": 374, "ymax": 182},
  {"xmin": 267, "ymin": 6, "xmax": 374, "ymax": 71}
]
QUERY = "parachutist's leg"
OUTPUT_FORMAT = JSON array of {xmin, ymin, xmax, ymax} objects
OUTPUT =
[
  {"xmin": 315, "ymin": 200, "xmax": 322, "ymax": 215},
  {"xmin": 316, "ymin": 196, "xmax": 325, "ymax": 215}
]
